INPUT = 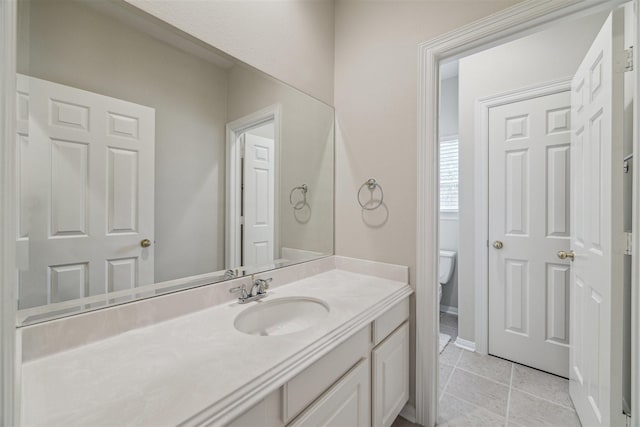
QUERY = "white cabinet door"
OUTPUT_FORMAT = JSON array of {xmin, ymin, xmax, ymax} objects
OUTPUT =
[
  {"xmin": 372, "ymin": 322, "xmax": 410, "ymax": 427},
  {"xmin": 569, "ymin": 10, "xmax": 625, "ymax": 427},
  {"xmin": 289, "ymin": 358, "xmax": 370, "ymax": 427},
  {"xmin": 488, "ymin": 91, "xmax": 572, "ymax": 377},
  {"xmin": 17, "ymin": 75, "xmax": 155, "ymax": 309}
]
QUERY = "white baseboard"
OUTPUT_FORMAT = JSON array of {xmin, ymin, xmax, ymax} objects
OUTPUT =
[
  {"xmin": 439, "ymin": 304, "xmax": 458, "ymax": 315},
  {"xmin": 398, "ymin": 403, "xmax": 416, "ymax": 423},
  {"xmin": 454, "ymin": 337, "xmax": 476, "ymax": 352}
]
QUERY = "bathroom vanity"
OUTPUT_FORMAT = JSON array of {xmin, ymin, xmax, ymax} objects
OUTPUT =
[{"xmin": 19, "ymin": 256, "xmax": 412, "ymax": 426}]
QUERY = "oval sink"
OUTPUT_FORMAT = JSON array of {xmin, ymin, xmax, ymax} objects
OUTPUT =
[{"xmin": 234, "ymin": 297, "xmax": 330, "ymax": 336}]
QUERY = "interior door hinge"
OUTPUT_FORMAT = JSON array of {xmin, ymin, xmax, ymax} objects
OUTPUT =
[
  {"xmin": 624, "ymin": 409, "xmax": 631, "ymax": 426},
  {"xmin": 625, "ymin": 231, "xmax": 633, "ymax": 255},
  {"xmin": 625, "ymin": 46, "xmax": 633, "ymax": 72}
]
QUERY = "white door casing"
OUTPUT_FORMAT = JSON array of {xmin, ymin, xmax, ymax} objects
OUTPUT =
[
  {"xmin": 225, "ymin": 104, "xmax": 281, "ymax": 270},
  {"xmin": 17, "ymin": 75, "xmax": 155, "ymax": 309},
  {"xmin": 243, "ymin": 133, "xmax": 275, "ymax": 267},
  {"xmin": 488, "ymin": 91, "xmax": 572, "ymax": 378},
  {"xmin": 569, "ymin": 10, "xmax": 625, "ymax": 427}
]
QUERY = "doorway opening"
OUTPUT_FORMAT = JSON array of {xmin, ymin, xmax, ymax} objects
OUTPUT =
[
  {"xmin": 425, "ymin": 3, "xmax": 637, "ymax": 427},
  {"xmin": 225, "ymin": 105, "xmax": 281, "ymax": 271}
]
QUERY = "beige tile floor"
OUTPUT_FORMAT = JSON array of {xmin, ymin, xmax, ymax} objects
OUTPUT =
[{"xmin": 392, "ymin": 313, "xmax": 581, "ymax": 427}]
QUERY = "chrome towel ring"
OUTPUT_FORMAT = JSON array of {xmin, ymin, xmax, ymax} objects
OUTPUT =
[
  {"xmin": 357, "ymin": 178, "xmax": 384, "ymax": 210},
  {"xmin": 289, "ymin": 184, "xmax": 308, "ymax": 210}
]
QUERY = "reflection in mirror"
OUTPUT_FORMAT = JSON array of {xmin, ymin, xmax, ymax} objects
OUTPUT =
[{"xmin": 15, "ymin": 0, "xmax": 334, "ymax": 324}]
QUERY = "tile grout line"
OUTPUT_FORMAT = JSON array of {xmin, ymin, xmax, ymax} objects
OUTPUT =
[
  {"xmin": 510, "ymin": 385, "xmax": 577, "ymax": 411},
  {"xmin": 440, "ymin": 391, "xmax": 507, "ymax": 420},
  {"xmin": 453, "ymin": 347, "xmax": 464, "ymax": 367},
  {"xmin": 505, "ymin": 363, "xmax": 514, "ymax": 426},
  {"xmin": 454, "ymin": 365, "xmax": 511, "ymax": 387},
  {"xmin": 454, "ymin": 361, "xmax": 576, "ymax": 412},
  {"xmin": 439, "ymin": 348, "xmax": 464, "ymax": 402}
]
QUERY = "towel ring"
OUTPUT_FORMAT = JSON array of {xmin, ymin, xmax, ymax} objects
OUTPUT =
[
  {"xmin": 357, "ymin": 178, "xmax": 383, "ymax": 210},
  {"xmin": 289, "ymin": 184, "xmax": 308, "ymax": 210}
]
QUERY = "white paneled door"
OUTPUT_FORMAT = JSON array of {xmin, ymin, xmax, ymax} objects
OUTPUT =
[
  {"xmin": 243, "ymin": 133, "xmax": 275, "ymax": 267},
  {"xmin": 569, "ymin": 10, "xmax": 625, "ymax": 427},
  {"xmin": 17, "ymin": 75, "xmax": 155, "ymax": 309},
  {"xmin": 488, "ymin": 90, "xmax": 572, "ymax": 378}
]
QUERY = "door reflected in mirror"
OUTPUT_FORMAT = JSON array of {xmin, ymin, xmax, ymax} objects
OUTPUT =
[{"xmin": 15, "ymin": 0, "xmax": 334, "ymax": 324}]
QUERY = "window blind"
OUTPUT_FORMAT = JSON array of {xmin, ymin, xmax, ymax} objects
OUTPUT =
[{"xmin": 440, "ymin": 138, "xmax": 459, "ymax": 212}]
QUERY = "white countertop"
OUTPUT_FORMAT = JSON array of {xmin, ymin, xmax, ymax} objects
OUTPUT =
[{"xmin": 21, "ymin": 268, "xmax": 412, "ymax": 426}]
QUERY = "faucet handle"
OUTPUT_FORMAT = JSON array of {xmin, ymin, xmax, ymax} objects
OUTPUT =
[
  {"xmin": 255, "ymin": 278, "xmax": 272, "ymax": 293},
  {"xmin": 229, "ymin": 284, "xmax": 248, "ymax": 299}
]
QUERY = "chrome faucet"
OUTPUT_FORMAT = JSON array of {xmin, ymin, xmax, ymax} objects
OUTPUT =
[
  {"xmin": 229, "ymin": 276, "xmax": 272, "ymax": 304},
  {"xmin": 250, "ymin": 278, "xmax": 272, "ymax": 297}
]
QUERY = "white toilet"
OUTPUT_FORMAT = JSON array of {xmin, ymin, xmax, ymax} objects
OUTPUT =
[{"xmin": 439, "ymin": 250, "xmax": 456, "ymax": 303}]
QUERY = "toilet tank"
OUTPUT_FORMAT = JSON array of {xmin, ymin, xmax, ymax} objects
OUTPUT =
[{"xmin": 439, "ymin": 250, "xmax": 456, "ymax": 284}]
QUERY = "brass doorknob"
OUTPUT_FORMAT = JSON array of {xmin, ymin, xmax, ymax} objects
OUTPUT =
[
  {"xmin": 140, "ymin": 239, "xmax": 152, "ymax": 248},
  {"xmin": 557, "ymin": 250, "xmax": 575, "ymax": 261},
  {"xmin": 493, "ymin": 240, "xmax": 504, "ymax": 249}
]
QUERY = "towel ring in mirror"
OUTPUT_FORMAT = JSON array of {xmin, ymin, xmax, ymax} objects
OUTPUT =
[{"xmin": 289, "ymin": 184, "xmax": 308, "ymax": 210}]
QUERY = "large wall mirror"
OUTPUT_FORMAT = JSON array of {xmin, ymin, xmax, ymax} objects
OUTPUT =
[{"xmin": 15, "ymin": 0, "xmax": 334, "ymax": 325}]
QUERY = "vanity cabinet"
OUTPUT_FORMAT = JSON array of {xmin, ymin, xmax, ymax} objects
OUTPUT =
[
  {"xmin": 372, "ymin": 322, "xmax": 410, "ymax": 427},
  {"xmin": 226, "ymin": 297, "xmax": 410, "ymax": 427},
  {"xmin": 283, "ymin": 326, "xmax": 370, "ymax": 423},
  {"xmin": 227, "ymin": 391, "xmax": 282, "ymax": 427},
  {"xmin": 289, "ymin": 358, "xmax": 371, "ymax": 427}
]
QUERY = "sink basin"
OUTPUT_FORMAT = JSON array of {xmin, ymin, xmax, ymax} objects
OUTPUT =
[{"xmin": 234, "ymin": 297, "xmax": 330, "ymax": 336}]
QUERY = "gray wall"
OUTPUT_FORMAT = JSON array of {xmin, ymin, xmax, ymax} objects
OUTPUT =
[
  {"xmin": 439, "ymin": 75, "xmax": 459, "ymax": 310},
  {"xmin": 333, "ymin": 0, "xmax": 520, "ymax": 406},
  {"xmin": 19, "ymin": 0, "xmax": 229, "ymax": 282},
  {"xmin": 227, "ymin": 65, "xmax": 334, "ymax": 256},
  {"xmin": 457, "ymin": 11, "xmax": 608, "ymax": 342},
  {"xmin": 440, "ymin": 76, "xmax": 459, "ymax": 139}
]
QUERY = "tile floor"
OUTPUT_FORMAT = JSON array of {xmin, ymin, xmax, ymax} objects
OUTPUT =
[
  {"xmin": 439, "ymin": 312, "xmax": 458, "ymax": 341},
  {"xmin": 392, "ymin": 313, "xmax": 581, "ymax": 427}
]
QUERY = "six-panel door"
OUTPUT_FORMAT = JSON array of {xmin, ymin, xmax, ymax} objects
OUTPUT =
[
  {"xmin": 488, "ymin": 90, "xmax": 572, "ymax": 377},
  {"xmin": 243, "ymin": 133, "xmax": 275, "ymax": 267},
  {"xmin": 17, "ymin": 75, "xmax": 155, "ymax": 309},
  {"xmin": 569, "ymin": 10, "xmax": 625, "ymax": 427}
]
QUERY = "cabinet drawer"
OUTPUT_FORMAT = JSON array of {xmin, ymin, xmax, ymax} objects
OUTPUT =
[
  {"xmin": 372, "ymin": 321, "xmax": 410, "ymax": 427},
  {"xmin": 227, "ymin": 390, "xmax": 282, "ymax": 427},
  {"xmin": 373, "ymin": 297, "xmax": 409, "ymax": 345},
  {"xmin": 288, "ymin": 358, "xmax": 370, "ymax": 427},
  {"xmin": 283, "ymin": 325, "xmax": 370, "ymax": 423}
]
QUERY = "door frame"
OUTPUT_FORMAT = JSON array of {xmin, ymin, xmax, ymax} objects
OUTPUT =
[
  {"xmin": 473, "ymin": 78, "xmax": 572, "ymax": 356},
  {"xmin": 225, "ymin": 104, "xmax": 281, "ymax": 269},
  {"xmin": 416, "ymin": 0, "xmax": 637, "ymax": 425},
  {"xmin": 0, "ymin": 0, "xmax": 16, "ymax": 425},
  {"xmin": 631, "ymin": 1, "xmax": 640, "ymax": 420}
]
